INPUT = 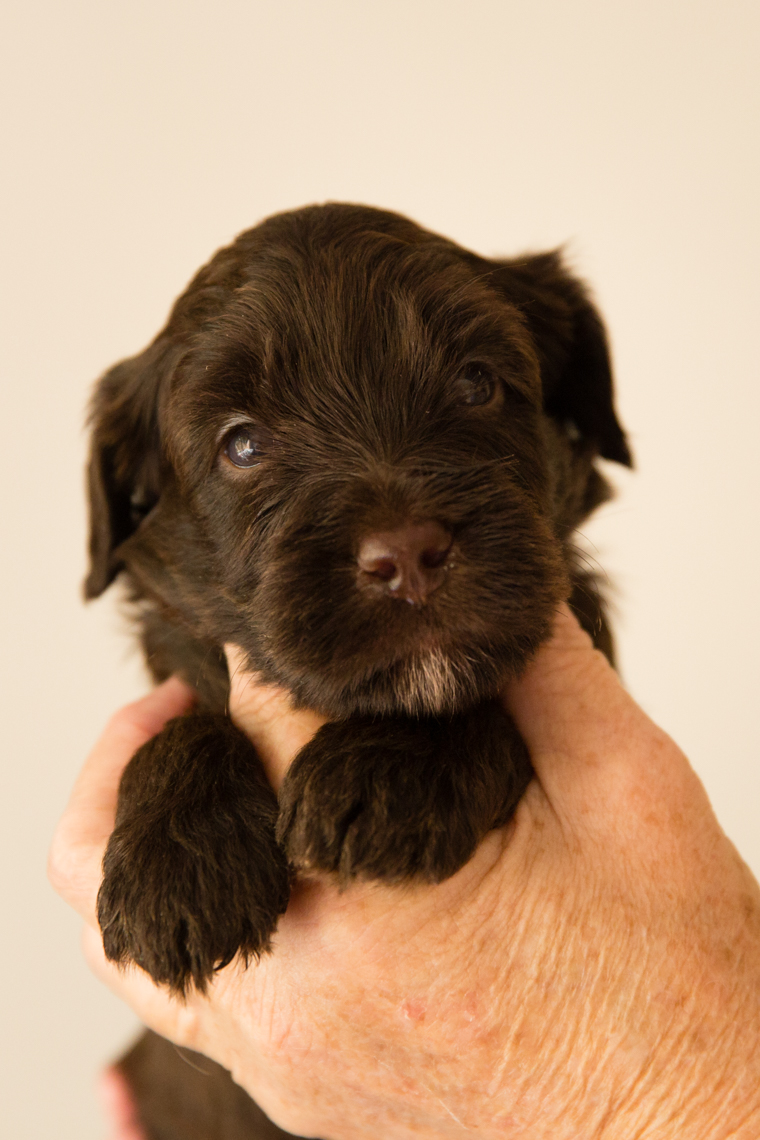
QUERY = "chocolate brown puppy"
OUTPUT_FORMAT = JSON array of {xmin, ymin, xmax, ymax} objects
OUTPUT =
[{"xmin": 86, "ymin": 203, "xmax": 630, "ymax": 1136}]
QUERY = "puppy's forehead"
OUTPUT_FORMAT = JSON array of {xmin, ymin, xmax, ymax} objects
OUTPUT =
[{"xmin": 187, "ymin": 228, "xmax": 532, "ymax": 421}]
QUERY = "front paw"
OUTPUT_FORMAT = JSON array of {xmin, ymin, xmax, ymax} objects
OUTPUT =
[
  {"xmin": 98, "ymin": 714, "xmax": 290, "ymax": 994},
  {"xmin": 277, "ymin": 704, "xmax": 531, "ymax": 884}
]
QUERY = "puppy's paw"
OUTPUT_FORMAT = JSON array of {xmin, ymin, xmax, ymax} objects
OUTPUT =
[
  {"xmin": 98, "ymin": 713, "xmax": 290, "ymax": 994},
  {"xmin": 277, "ymin": 705, "xmax": 532, "ymax": 884}
]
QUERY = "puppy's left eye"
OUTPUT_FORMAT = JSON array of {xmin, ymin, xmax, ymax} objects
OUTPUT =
[
  {"xmin": 456, "ymin": 365, "xmax": 499, "ymax": 407},
  {"xmin": 222, "ymin": 424, "xmax": 271, "ymax": 468}
]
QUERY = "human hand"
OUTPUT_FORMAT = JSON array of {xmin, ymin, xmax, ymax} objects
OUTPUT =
[{"xmin": 49, "ymin": 608, "xmax": 760, "ymax": 1139}]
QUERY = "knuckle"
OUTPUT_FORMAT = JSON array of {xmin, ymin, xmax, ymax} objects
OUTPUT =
[
  {"xmin": 47, "ymin": 831, "xmax": 96, "ymax": 902},
  {"xmin": 47, "ymin": 836, "xmax": 82, "ymax": 896},
  {"xmin": 106, "ymin": 704, "xmax": 142, "ymax": 736},
  {"xmin": 172, "ymin": 1001, "xmax": 203, "ymax": 1049},
  {"xmin": 105, "ymin": 704, "xmax": 154, "ymax": 752}
]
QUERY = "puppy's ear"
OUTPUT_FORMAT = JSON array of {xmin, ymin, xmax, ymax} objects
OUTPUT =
[
  {"xmin": 487, "ymin": 251, "xmax": 632, "ymax": 467},
  {"xmin": 85, "ymin": 339, "xmax": 177, "ymax": 599}
]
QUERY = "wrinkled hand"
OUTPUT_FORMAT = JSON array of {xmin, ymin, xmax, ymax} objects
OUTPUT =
[{"xmin": 49, "ymin": 608, "xmax": 760, "ymax": 1139}]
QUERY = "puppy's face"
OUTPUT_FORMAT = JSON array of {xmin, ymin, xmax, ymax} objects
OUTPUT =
[{"xmin": 87, "ymin": 205, "xmax": 630, "ymax": 718}]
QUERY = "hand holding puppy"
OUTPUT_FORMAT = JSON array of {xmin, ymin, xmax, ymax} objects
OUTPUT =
[{"xmin": 49, "ymin": 607, "xmax": 760, "ymax": 1139}]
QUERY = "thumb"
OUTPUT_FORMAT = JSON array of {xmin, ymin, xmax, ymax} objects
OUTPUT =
[{"xmin": 501, "ymin": 605, "xmax": 673, "ymax": 815}]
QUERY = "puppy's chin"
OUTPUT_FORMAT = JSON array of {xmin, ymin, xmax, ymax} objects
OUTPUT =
[
  {"xmin": 378, "ymin": 646, "xmax": 496, "ymax": 718},
  {"xmin": 280, "ymin": 632, "xmax": 544, "ymax": 719}
]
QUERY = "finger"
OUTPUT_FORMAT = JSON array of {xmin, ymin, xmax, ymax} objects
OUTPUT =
[
  {"xmin": 82, "ymin": 924, "xmax": 201, "ymax": 1049},
  {"xmin": 49, "ymin": 678, "xmax": 195, "ymax": 925},
  {"xmin": 501, "ymin": 605, "xmax": 681, "ymax": 810},
  {"xmin": 225, "ymin": 645, "xmax": 326, "ymax": 791}
]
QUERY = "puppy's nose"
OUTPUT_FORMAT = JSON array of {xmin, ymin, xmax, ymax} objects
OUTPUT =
[{"xmin": 357, "ymin": 521, "xmax": 453, "ymax": 605}]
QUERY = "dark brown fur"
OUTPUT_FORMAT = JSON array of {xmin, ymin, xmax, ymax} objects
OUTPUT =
[
  {"xmin": 117, "ymin": 1031, "xmax": 295, "ymax": 1140},
  {"xmin": 86, "ymin": 203, "xmax": 631, "ymax": 1138}
]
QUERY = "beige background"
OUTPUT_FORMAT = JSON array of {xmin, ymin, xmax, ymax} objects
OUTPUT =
[{"xmin": 1, "ymin": 2, "xmax": 758, "ymax": 1136}]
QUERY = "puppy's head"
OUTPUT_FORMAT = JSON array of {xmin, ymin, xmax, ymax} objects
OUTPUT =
[{"xmin": 86, "ymin": 204, "xmax": 630, "ymax": 717}]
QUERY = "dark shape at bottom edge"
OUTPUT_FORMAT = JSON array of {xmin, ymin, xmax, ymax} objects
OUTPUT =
[{"xmin": 117, "ymin": 1030, "xmax": 311, "ymax": 1140}]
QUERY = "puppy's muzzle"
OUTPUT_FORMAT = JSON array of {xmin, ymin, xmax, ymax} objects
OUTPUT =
[{"xmin": 356, "ymin": 520, "xmax": 453, "ymax": 605}]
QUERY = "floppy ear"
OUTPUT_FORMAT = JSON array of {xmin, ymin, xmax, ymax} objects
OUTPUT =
[
  {"xmin": 85, "ymin": 338, "xmax": 178, "ymax": 599},
  {"xmin": 487, "ymin": 251, "xmax": 632, "ymax": 467}
]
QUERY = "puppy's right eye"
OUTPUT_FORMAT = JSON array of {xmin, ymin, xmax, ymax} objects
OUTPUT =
[
  {"xmin": 222, "ymin": 425, "xmax": 269, "ymax": 468},
  {"xmin": 455, "ymin": 364, "xmax": 501, "ymax": 408}
]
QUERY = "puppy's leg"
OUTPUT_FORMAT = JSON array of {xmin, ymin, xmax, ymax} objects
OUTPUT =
[
  {"xmin": 116, "ymin": 1030, "xmax": 306, "ymax": 1140},
  {"xmin": 98, "ymin": 713, "xmax": 290, "ymax": 993},
  {"xmin": 277, "ymin": 703, "xmax": 532, "ymax": 884}
]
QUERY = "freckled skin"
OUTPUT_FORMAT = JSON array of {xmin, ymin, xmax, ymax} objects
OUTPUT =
[
  {"xmin": 51, "ymin": 614, "xmax": 760, "ymax": 1139},
  {"xmin": 401, "ymin": 999, "xmax": 427, "ymax": 1024}
]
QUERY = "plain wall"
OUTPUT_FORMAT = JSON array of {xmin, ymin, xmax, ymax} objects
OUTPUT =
[{"xmin": 1, "ymin": 2, "xmax": 758, "ymax": 1136}]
